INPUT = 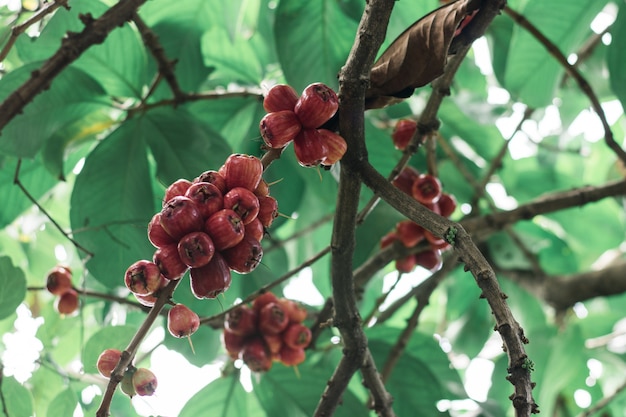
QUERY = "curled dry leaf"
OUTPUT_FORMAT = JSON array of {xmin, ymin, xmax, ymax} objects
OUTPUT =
[{"xmin": 365, "ymin": 0, "xmax": 480, "ymax": 109}]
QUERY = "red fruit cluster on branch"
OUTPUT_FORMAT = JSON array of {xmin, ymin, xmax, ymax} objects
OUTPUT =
[
  {"xmin": 381, "ymin": 166, "xmax": 458, "ymax": 273},
  {"xmin": 222, "ymin": 292, "xmax": 311, "ymax": 372},
  {"xmin": 124, "ymin": 154, "xmax": 278, "ymax": 305},
  {"xmin": 391, "ymin": 119, "xmax": 417, "ymax": 151},
  {"xmin": 260, "ymin": 83, "xmax": 347, "ymax": 167},
  {"xmin": 96, "ymin": 349, "xmax": 158, "ymax": 397},
  {"xmin": 45, "ymin": 265, "xmax": 80, "ymax": 315}
]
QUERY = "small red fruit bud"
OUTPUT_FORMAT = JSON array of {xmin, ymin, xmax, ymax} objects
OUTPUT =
[
  {"xmin": 411, "ymin": 174, "xmax": 442, "ymax": 205},
  {"xmin": 46, "ymin": 266, "xmax": 73, "ymax": 295},
  {"xmin": 225, "ymin": 304, "xmax": 257, "ymax": 336},
  {"xmin": 282, "ymin": 323, "xmax": 312, "ymax": 349},
  {"xmin": 223, "ymin": 154, "xmax": 263, "ymax": 191},
  {"xmin": 222, "ymin": 329, "xmax": 246, "ymax": 359},
  {"xmin": 415, "ymin": 249, "xmax": 443, "ymax": 272},
  {"xmin": 293, "ymin": 128, "xmax": 328, "ymax": 167},
  {"xmin": 194, "ymin": 170, "xmax": 227, "ymax": 194},
  {"xmin": 185, "ymin": 182, "xmax": 224, "ymax": 219},
  {"xmin": 263, "ymin": 84, "xmax": 299, "ymax": 112},
  {"xmin": 253, "ymin": 292, "xmax": 279, "ymax": 314},
  {"xmin": 56, "ymin": 289, "xmax": 79, "ymax": 315},
  {"xmin": 279, "ymin": 345, "xmax": 306, "ymax": 366},
  {"xmin": 132, "ymin": 367, "xmax": 158, "ymax": 397},
  {"xmin": 317, "ymin": 129, "xmax": 347, "ymax": 166},
  {"xmin": 436, "ymin": 193, "xmax": 457, "ymax": 218},
  {"xmin": 223, "ymin": 187, "xmax": 260, "ymax": 225},
  {"xmin": 395, "ymin": 220, "xmax": 425, "ymax": 248},
  {"xmin": 177, "ymin": 231, "xmax": 215, "ymax": 268},
  {"xmin": 222, "ymin": 235, "xmax": 263, "ymax": 274},
  {"xmin": 242, "ymin": 337, "xmax": 272, "ymax": 372},
  {"xmin": 278, "ymin": 298, "xmax": 308, "ymax": 323},
  {"xmin": 259, "ymin": 302, "xmax": 289, "ymax": 335},
  {"xmin": 167, "ymin": 304, "xmax": 200, "ymax": 338},
  {"xmin": 148, "ymin": 213, "xmax": 176, "ymax": 248},
  {"xmin": 380, "ymin": 231, "xmax": 399, "ymax": 249},
  {"xmin": 97, "ymin": 348, "xmax": 122, "ymax": 378},
  {"xmin": 244, "ymin": 218, "xmax": 265, "ymax": 242},
  {"xmin": 257, "ymin": 196, "xmax": 278, "ymax": 228},
  {"xmin": 395, "ymin": 255, "xmax": 417, "ymax": 273},
  {"xmin": 153, "ymin": 244, "xmax": 188, "ymax": 280},
  {"xmin": 189, "ymin": 253, "xmax": 232, "ymax": 299},
  {"xmin": 294, "ymin": 83, "xmax": 339, "ymax": 128},
  {"xmin": 160, "ymin": 196, "xmax": 204, "ymax": 240},
  {"xmin": 163, "ymin": 179, "xmax": 192, "ymax": 206},
  {"xmin": 205, "ymin": 209, "xmax": 245, "ymax": 251},
  {"xmin": 392, "ymin": 166, "xmax": 420, "ymax": 195},
  {"xmin": 260, "ymin": 110, "xmax": 302, "ymax": 149},
  {"xmin": 124, "ymin": 260, "xmax": 163, "ymax": 295},
  {"xmin": 391, "ymin": 119, "xmax": 417, "ymax": 150}
]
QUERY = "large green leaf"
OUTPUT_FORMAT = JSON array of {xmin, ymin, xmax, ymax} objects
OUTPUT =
[
  {"xmin": 504, "ymin": 0, "xmax": 609, "ymax": 107},
  {"xmin": 47, "ymin": 388, "xmax": 80, "ymax": 417},
  {"xmin": 180, "ymin": 374, "xmax": 264, "ymax": 417},
  {"xmin": 140, "ymin": 107, "xmax": 232, "ymax": 186},
  {"xmin": 608, "ymin": 0, "xmax": 626, "ymax": 110},
  {"xmin": 0, "ymin": 65, "xmax": 110, "ymax": 158},
  {"xmin": 69, "ymin": 122, "xmax": 156, "ymax": 288},
  {"xmin": 0, "ymin": 256, "xmax": 26, "ymax": 320},
  {"xmin": 0, "ymin": 376, "xmax": 34, "ymax": 417},
  {"xmin": 274, "ymin": 0, "xmax": 358, "ymax": 92}
]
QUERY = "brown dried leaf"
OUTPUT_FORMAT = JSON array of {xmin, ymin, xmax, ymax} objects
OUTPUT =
[{"xmin": 365, "ymin": 0, "xmax": 479, "ymax": 109}]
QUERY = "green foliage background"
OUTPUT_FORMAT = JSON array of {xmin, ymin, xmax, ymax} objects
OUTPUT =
[{"xmin": 0, "ymin": 0, "xmax": 625, "ymax": 416}]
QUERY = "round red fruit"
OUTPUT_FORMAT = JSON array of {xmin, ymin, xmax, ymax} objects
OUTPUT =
[
  {"xmin": 260, "ymin": 110, "xmax": 302, "ymax": 149},
  {"xmin": 225, "ymin": 304, "xmax": 257, "ymax": 336},
  {"xmin": 436, "ymin": 193, "xmax": 457, "ymax": 218},
  {"xmin": 132, "ymin": 368, "xmax": 157, "ymax": 397},
  {"xmin": 395, "ymin": 220, "xmax": 425, "ymax": 248},
  {"xmin": 395, "ymin": 255, "xmax": 417, "ymax": 273},
  {"xmin": 380, "ymin": 231, "xmax": 399, "ymax": 249},
  {"xmin": 56, "ymin": 289, "xmax": 80, "ymax": 315},
  {"xmin": 245, "ymin": 218, "xmax": 265, "ymax": 242},
  {"xmin": 254, "ymin": 179, "xmax": 270, "ymax": 198},
  {"xmin": 257, "ymin": 196, "xmax": 278, "ymax": 228},
  {"xmin": 185, "ymin": 182, "xmax": 224, "ymax": 219},
  {"xmin": 392, "ymin": 166, "xmax": 420, "ymax": 195},
  {"xmin": 318, "ymin": 129, "xmax": 347, "ymax": 166},
  {"xmin": 167, "ymin": 304, "xmax": 200, "ymax": 338},
  {"xmin": 189, "ymin": 253, "xmax": 232, "ymax": 299},
  {"xmin": 153, "ymin": 244, "xmax": 188, "ymax": 280},
  {"xmin": 278, "ymin": 298, "xmax": 308, "ymax": 323},
  {"xmin": 97, "ymin": 348, "xmax": 122, "ymax": 378},
  {"xmin": 160, "ymin": 196, "xmax": 204, "ymax": 240},
  {"xmin": 415, "ymin": 249, "xmax": 443, "ymax": 272},
  {"xmin": 222, "ymin": 329, "xmax": 246, "ymax": 359},
  {"xmin": 253, "ymin": 292, "xmax": 279, "ymax": 314},
  {"xmin": 148, "ymin": 213, "xmax": 176, "ymax": 248},
  {"xmin": 258, "ymin": 302, "xmax": 289, "ymax": 335},
  {"xmin": 205, "ymin": 209, "xmax": 245, "ymax": 251},
  {"xmin": 242, "ymin": 337, "xmax": 272, "ymax": 372},
  {"xmin": 46, "ymin": 266, "xmax": 73, "ymax": 295},
  {"xmin": 411, "ymin": 174, "xmax": 442, "ymax": 205},
  {"xmin": 124, "ymin": 260, "xmax": 163, "ymax": 295},
  {"xmin": 294, "ymin": 83, "xmax": 339, "ymax": 128},
  {"xmin": 282, "ymin": 323, "xmax": 312, "ymax": 349},
  {"xmin": 293, "ymin": 129, "xmax": 329, "ymax": 167},
  {"xmin": 279, "ymin": 345, "xmax": 306, "ymax": 366},
  {"xmin": 163, "ymin": 179, "xmax": 192, "ymax": 206},
  {"xmin": 223, "ymin": 187, "xmax": 260, "ymax": 225},
  {"xmin": 194, "ymin": 170, "xmax": 227, "ymax": 194},
  {"xmin": 223, "ymin": 154, "xmax": 263, "ymax": 191},
  {"xmin": 222, "ymin": 235, "xmax": 263, "ymax": 274},
  {"xmin": 391, "ymin": 119, "xmax": 417, "ymax": 151},
  {"xmin": 263, "ymin": 84, "xmax": 299, "ymax": 112},
  {"xmin": 263, "ymin": 333, "xmax": 283, "ymax": 355},
  {"xmin": 177, "ymin": 231, "xmax": 215, "ymax": 268}
]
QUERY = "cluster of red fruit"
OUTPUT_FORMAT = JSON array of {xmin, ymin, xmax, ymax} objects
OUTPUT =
[
  {"xmin": 381, "ymin": 164, "xmax": 457, "ymax": 273},
  {"xmin": 123, "ymin": 154, "xmax": 278, "ymax": 307},
  {"xmin": 96, "ymin": 349, "xmax": 157, "ymax": 397},
  {"xmin": 222, "ymin": 292, "xmax": 312, "ymax": 372},
  {"xmin": 45, "ymin": 265, "xmax": 79, "ymax": 315},
  {"xmin": 259, "ymin": 82, "xmax": 347, "ymax": 167}
]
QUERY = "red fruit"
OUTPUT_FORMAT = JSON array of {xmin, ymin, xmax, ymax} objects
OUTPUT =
[
  {"xmin": 205, "ymin": 209, "xmax": 245, "ymax": 251},
  {"xmin": 263, "ymin": 84, "xmax": 299, "ymax": 112},
  {"xmin": 97, "ymin": 348, "xmax": 122, "ymax": 378},
  {"xmin": 380, "ymin": 231, "xmax": 399, "ymax": 249},
  {"xmin": 411, "ymin": 174, "xmax": 442, "ymax": 205},
  {"xmin": 263, "ymin": 333, "xmax": 283, "ymax": 355},
  {"xmin": 223, "ymin": 187, "xmax": 260, "ymax": 225},
  {"xmin": 278, "ymin": 298, "xmax": 307, "ymax": 323},
  {"xmin": 294, "ymin": 83, "xmax": 339, "ymax": 128},
  {"xmin": 222, "ymin": 329, "xmax": 246, "ymax": 359},
  {"xmin": 189, "ymin": 253, "xmax": 232, "ymax": 299},
  {"xmin": 282, "ymin": 322, "xmax": 312, "ymax": 349},
  {"xmin": 225, "ymin": 305, "xmax": 258, "ymax": 336},
  {"xmin": 279, "ymin": 345, "xmax": 306, "ymax": 366},
  {"xmin": 391, "ymin": 119, "xmax": 417, "ymax": 151},
  {"xmin": 436, "ymin": 193, "xmax": 457, "ymax": 218},
  {"xmin": 293, "ymin": 128, "xmax": 329, "ymax": 167},
  {"xmin": 167, "ymin": 304, "xmax": 200, "ymax": 338},
  {"xmin": 415, "ymin": 249, "xmax": 443, "ymax": 272},
  {"xmin": 424, "ymin": 230, "xmax": 450, "ymax": 250},
  {"xmin": 253, "ymin": 292, "xmax": 279, "ymax": 314},
  {"xmin": 132, "ymin": 368, "xmax": 157, "ymax": 397},
  {"xmin": 134, "ymin": 274, "xmax": 169, "ymax": 307},
  {"xmin": 395, "ymin": 220, "xmax": 425, "ymax": 248},
  {"xmin": 242, "ymin": 337, "xmax": 272, "ymax": 372},
  {"xmin": 147, "ymin": 213, "xmax": 176, "ymax": 248},
  {"xmin": 254, "ymin": 179, "xmax": 270, "ymax": 198},
  {"xmin": 392, "ymin": 166, "xmax": 420, "ymax": 195},
  {"xmin": 153, "ymin": 244, "xmax": 188, "ymax": 280},
  {"xmin": 222, "ymin": 154, "xmax": 263, "ymax": 191},
  {"xmin": 257, "ymin": 196, "xmax": 278, "ymax": 228},
  {"xmin": 185, "ymin": 182, "xmax": 224, "ymax": 219},
  {"xmin": 124, "ymin": 260, "xmax": 163, "ymax": 295},
  {"xmin": 160, "ymin": 196, "xmax": 204, "ymax": 240},
  {"xmin": 245, "ymin": 218, "xmax": 265, "ymax": 242},
  {"xmin": 318, "ymin": 129, "xmax": 347, "ymax": 166},
  {"xmin": 222, "ymin": 235, "xmax": 263, "ymax": 274},
  {"xmin": 258, "ymin": 302, "xmax": 289, "ymax": 335},
  {"xmin": 194, "ymin": 170, "xmax": 227, "ymax": 194},
  {"xmin": 177, "ymin": 231, "xmax": 215, "ymax": 268},
  {"xmin": 56, "ymin": 289, "xmax": 79, "ymax": 315},
  {"xmin": 163, "ymin": 179, "xmax": 192, "ymax": 205},
  {"xmin": 46, "ymin": 266, "xmax": 73, "ymax": 295},
  {"xmin": 260, "ymin": 110, "xmax": 302, "ymax": 149},
  {"xmin": 395, "ymin": 255, "xmax": 417, "ymax": 273}
]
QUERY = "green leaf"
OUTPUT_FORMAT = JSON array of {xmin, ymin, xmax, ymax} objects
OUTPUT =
[
  {"xmin": 274, "ymin": 0, "xmax": 358, "ymax": 92},
  {"xmin": 253, "ymin": 362, "xmax": 369, "ymax": 417},
  {"xmin": 0, "ymin": 256, "xmax": 26, "ymax": 320},
  {"xmin": 69, "ymin": 121, "xmax": 156, "ymax": 288},
  {"xmin": 0, "ymin": 65, "xmax": 110, "ymax": 158},
  {"xmin": 607, "ymin": 0, "xmax": 626, "ymax": 110},
  {"xmin": 504, "ymin": 0, "xmax": 609, "ymax": 107},
  {"xmin": 201, "ymin": 27, "xmax": 264, "ymax": 84},
  {"xmin": 180, "ymin": 374, "xmax": 264, "ymax": 417},
  {"xmin": 47, "ymin": 388, "xmax": 79, "ymax": 417},
  {"xmin": 0, "ymin": 376, "xmax": 34, "ymax": 417},
  {"xmin": 82, "ymin": 325, "xmax": 138, "ymax": 375},
  {"xmin": 141, "ymin": 107, "xmax": 232, "ymax": 186}
]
